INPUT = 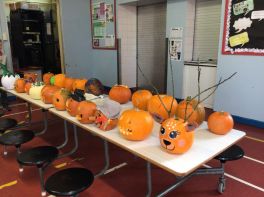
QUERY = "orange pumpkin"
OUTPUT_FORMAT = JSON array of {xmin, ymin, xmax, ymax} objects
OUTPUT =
[
  {"xmin": 54, "ymin": 74, "xmax": 66, "ymax": 88},
  {"xmin": 24, "ymin": 73, "xmax": 38, "ymax": 83},
  {"xmin": 159, "ymin": 118, "xmax": 197, "ymax": 154},
  {"xmin": 43, "ymin": 72, "xmax": 54, "ymax": 85},
  {"xmin": 76, "ymin": 101, "xmax": 97, "ymax": 124},
  {"xmin": 207, "ymin": 111, "xmax": 234, "ymax": 135},
  {"xmin": 147, "ymin": 95, "xmax": 178, "ymax": 123},
  {"xmin": 14, "ymin": 78, "xmax": 26, "ymax": 93},
  {"xmin": 24, "ymin": 82, "xmax": 32, "ymax": 94},
  {"xmin": 64, "ymin": 77, "xmax": 75, "ymax": 92},
  {"xmin": 132, "ymin": 90, "xmax": 152, "ymax": 111},
  {"xmin": 52, "ymin": 89, "xmax": 71, "ymax": 110},
  {"xmin": 72, "ymin": 79, "xmax": 87, "ymax": 92},
  {"xmin": 66, "ymin": 89, "xmax": 86, "ymax": 116},
  {"xmin": 109, "ymin": 85, "xmax": 131, "ymax": 104},
  {"xmin": 118, "ymin": 109, "xmax": 154, "ymax": 141},
  {"xmin": 176, "ymin": 98, "xmax": 205, "ymax": 126},
  {"xmin": 41, "ymin": 85, "xmax": 60, "ymax": 104}
]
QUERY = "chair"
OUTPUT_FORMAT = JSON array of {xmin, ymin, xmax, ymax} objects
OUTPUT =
[
  {"xmin": 214, "ymin": 145, "xmax": 244, "ymax": 193},
  {"xmin": 45, "ymin": 168, "xmax": 94, "ymax": 197}
]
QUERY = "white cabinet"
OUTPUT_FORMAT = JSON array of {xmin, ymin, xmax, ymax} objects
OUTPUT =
[{"xmin": 183, "ymin": 65, "xmax": 217, "ymax": 108}]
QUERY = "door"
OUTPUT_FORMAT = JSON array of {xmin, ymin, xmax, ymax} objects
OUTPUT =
[{"xmin": 137, "ymin": 3, "xmax": 167, "ymax": 93}]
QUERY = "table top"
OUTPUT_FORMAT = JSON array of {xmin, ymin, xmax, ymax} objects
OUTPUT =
[
  {"xmin": 49, "ymin": 104, "xmax": 246, "ymax": 177},
  {"xmin": 1, "ymin": 87, "xmax": 53, "ymax": 109}
]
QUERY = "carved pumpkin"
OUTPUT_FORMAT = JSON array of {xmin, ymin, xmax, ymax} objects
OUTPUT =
[
  {"xmin": 29, "ymin": 82, "xmax": 44, "ymax": 100},
  {"xmin": 118, "ymin": 109, "xmax": 154, "ymax": 141},
  {"xmin": 208, "ymin": 111, "xmax": 234, "ymax": 135},
  {"xmin": 147, "ymin": 95, "xmax": 178, "ymax": 123},
  {"xmin": 24, "ymin": 72, "xmax": 38, "ymax": 83},
  {"xmin": 76, "ymin": 101, "xmax": 97, "ymax": 124},
  {"xmin": 52, "ymin": 89, "xmax": 71, "ymax": 110},
  {"xmin": 95, "ymin": 111, "xmax": 119, "ymax": 131},
  {"xmin": 1, "ymin": 74, "xmax": 20, "ymax": 90},
  {"xmin": 85, "ymin": 78, "xmax": 104, "ymax": 96},
  {"xmin": 54, "ymin": 74, "xmax": 66, "ymax": 88},
  {"xmin": 72, "ymin": 79, "xmax": 87, "ymax": 92},
  {"xmin": 132, "ymin": 90, "xmax": 152, "ymax": 111},
  {"xmin": 159, "ymin": 118, "xmax": 197, "ymax": 154},
  {"xmin": 14, "ymin": 78, "xmax": 26, "ymax": 93},
  {"xmin": 176, "ymin": 98, "xmax": 205, "ymax": 126},
  {"xmin": 66, "ymin": 89, "xmax": 85, "ymax": 116},
  {"xmin": 24, "ymin": 82, "xmax": 32, "ymax": 94},
  {"xmin": 43, "ymin": 72, "xmax": 54, "ymax": 85},
  {"xmin": 109, "ymin": 85, "xmax": 131, "ymax": 104},
  {"xmin": 64, "ymin": 77, "xmax": 75, "ymax": 92},
  {"xmin": 41, "ymin": 85, "xmax": 60, "ymax": 104}
]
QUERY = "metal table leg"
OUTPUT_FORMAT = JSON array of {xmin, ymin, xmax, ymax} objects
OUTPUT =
[
  {"xmin": 27, "ymin": 102, "xmax": 32, "ymax": 126},
  {"xmin": 35, "ymin": 110, "xmax": 48, "ymax": 136},
  {"xmin": 146, "ymin": 162, "xmax": 152, "ymax": 197},
  {"xmin": 95, "ymin": 140, "xmax": 110, "ymax": 178},
  {"xmin": 56, "ymin": 120, "xmax": 69, "ymax": 149}
]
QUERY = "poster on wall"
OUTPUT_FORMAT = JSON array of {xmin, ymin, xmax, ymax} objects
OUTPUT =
[
  {"xmin": 222, "ymin": 0, "xmax": 264, "ymax": 55},
  {"xmin": 90, "ymin": 0, "xmax": 116, "ymax": 49},
  {"xmin": 169, "ymin": 27, "xmax": 183, "ymax": 61}
]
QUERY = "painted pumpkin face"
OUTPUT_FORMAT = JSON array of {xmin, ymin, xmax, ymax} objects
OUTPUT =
[
  {"xmin": 15, "ymin": 78, "xmax": 26, "ymax": 93},
  {"xmin": 159, "ymin": 118, "xmax": 197, "ymax": 154},
  {"xmin": 118, "ymin": 109, "xmax": 154, "ymax": 141},
  {"xmin": 85, "ymin": 78, "xmax": 104, "ymax": 96},
  {"xmin": 76, "ymin": 101, "xmax": 97, "ymax": 124},
  {"xmin": 52, "ymin": 89, "xmax": 71, "ymax": 110}
]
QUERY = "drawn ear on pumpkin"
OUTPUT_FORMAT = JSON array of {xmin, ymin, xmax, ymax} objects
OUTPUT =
[{"xmin": 185, "ymin": 122, "xmax": 198, "ymax": 132}]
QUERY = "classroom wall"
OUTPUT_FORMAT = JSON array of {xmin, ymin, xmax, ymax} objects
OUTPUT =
[{"xmin": 60, "ymin": 0, "xmax": 118, "ymax": 86}]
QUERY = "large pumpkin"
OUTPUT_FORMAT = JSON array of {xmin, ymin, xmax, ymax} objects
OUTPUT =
[
  {"xmin": 29, "ymin": 82, "xmax": 44, "ymax": 100},
  {"xmin": 43, "ymin": 72, "xmax": 54, "ymax": 85},
  {"xmin": 207, "ymin": 111, "xmax": 234, "ymax": 135},
  {"xmin": 14, "ymin": 78, "xmax": 26, "ymax": 93},
  {"xmin": 24, "ymin": 72, "xmax": 37, "ymax": 83},
  {"xmin": 176, "ymin": 98, "xmax": 205, "ymax": 126},
  {"xmin": 24, "ymin": 82, "xmax": 32, "ymax": 94},
  {"xmin": 66, "ymin": 89, "xmax": 85, "ymax": 116},
  {"xmin": 64, "ymin": 77, "xmax": 75, "ymax": 92},
  {"xmin": 109, "ymin": 85, "xmax": 131, "ymax": 104},
  {"xmin": 52, "ymin": 89, "xmax": 71, "ymax": 110},
  {"xmin": 147, "ymin": 95, "xmax": 178, "ymax": 123},
  {"xmin": 54, "ymin": 74, "xmax": 66, "ymax": 88},
  {"xmin": 41, "ymin": 85, "xmax": 60, "ymax": 104},
  {"xmin": 159, "ymin": 118, "xmax": 197, "ymax": 154},
  {"xmin": 85, "ymin": 78, "xmax": 104, "ymax": 96},
  {"xmin": 72, "ymin": 79, "xmax": 87, "ymax": 92},
  {"xmin": 118, "ymin": 109, "xmax": 154, "ymax": 141},
  {"xmin": 76, "ymin": 101, "xmax": 97, "ymax": 124},
  {"xmin": 132, "ymin": 90, "xmax": 152, "ymax": 111}
]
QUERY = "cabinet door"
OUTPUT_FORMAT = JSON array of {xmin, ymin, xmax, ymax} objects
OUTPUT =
[{"xmin": 183, "ymin": 65, "xmax": 217, "ymax": 108}]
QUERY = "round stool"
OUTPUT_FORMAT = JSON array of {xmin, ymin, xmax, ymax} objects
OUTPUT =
[
  {"xmin": 0, "ymin": 118, "xmax": 18, "ymax": 134},
  {"xmin": 45, "ymin": 168, "xmax": 94, "ymax": 197},
  {"xmin": 214, "ymin": 145, "xmax": 244, "ymax": 193},
  {"xmin": 17, "ymin": 146, "xmax": 59, "ymax": 196},
  {"xmin": 0, "ymin": 130, "xmax": 35, "ymax": 156}
]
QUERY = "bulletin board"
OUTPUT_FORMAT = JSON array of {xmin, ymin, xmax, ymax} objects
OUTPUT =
[
  {"xmin": 222, "ymin": 0, "xmax": 264, "ymax": 55},
  {"xmin": 90, "ymin": 0, "xmax": 117, "ymax": 50}
]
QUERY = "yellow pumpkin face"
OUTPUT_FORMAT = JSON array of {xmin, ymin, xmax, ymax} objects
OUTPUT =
[{"xmin": 159, "ymin": 118, "xmax": 197, "ymax": 154}]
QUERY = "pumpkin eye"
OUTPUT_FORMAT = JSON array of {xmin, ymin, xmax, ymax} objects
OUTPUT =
[
  {"xmin": 56, "ymin": 98, "xmax": 59, "ymax": 102},
  {"xmin": 169, "ymin": 131, "xmax": 178, "ymax": 139},
  {"xmin": 160, "ymin": 127, "xmax": 165, "ymax": 135}
]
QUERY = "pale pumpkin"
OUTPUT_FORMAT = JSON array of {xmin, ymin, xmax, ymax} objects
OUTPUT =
[{"xmin": 29, "ymin": 82, "xmax": 44, "ymax": 100}]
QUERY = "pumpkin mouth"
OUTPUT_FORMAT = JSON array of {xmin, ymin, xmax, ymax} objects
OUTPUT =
[
  {"xmin": 119, "ymin": 127, "xmax": 133, "ymax": 136},
  {"xmin": 162, "ymin": 139, "xmax": 175, "ymax": 151}
]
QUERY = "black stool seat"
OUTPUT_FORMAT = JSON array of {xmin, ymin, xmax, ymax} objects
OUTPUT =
[
  {"xmin": 0, "ymin": 130, "xmax": 35, "ymax": 146},
  {"xmin": 45, "ymin": 168, "xmax": 94, "ymax": 196},
  {"xmin": 214, "ymin": 145, "xmax": 244, "ymax": 162},
  {"xmin": 0, "ymin": 118, "xmax": 18, "ymax": 134},
  {"xmin": 17, "ymin": 146, "xmax": 59, "ymax": 167}
]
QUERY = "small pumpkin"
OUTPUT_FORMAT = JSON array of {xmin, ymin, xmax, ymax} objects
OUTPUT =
[
  {"xmin": 147, "ymin": 95, "xmax": 178, "ymax": 123},
  {"xmin": 72, "ymin": 79, "xmax": 87, "ymax": 92},
  {"xmin": 41, "ymin": 85, "xmax": 60, "ymax": 104},
  {"xmin": 66, "ymin": 89, "xmax": 86, "ymax": 116},
  {"xmin": 29, "ymin": 82, "xmax": 44, "ymax": 100},
  {"xmin": 176, "ymin": 97, "xmax": 205, "ymax": 126},
  {"xmin": 14, "ymin": 78, "xmax": 26, "ymax": 93},
  {"xmin": 24, "ymin": 72, "xmax": 38, "ymax": 83},
  {"xmin": 64, "ymin": 77, "xmax": 75, "ymax": 92},
  {"xmin": 85, "ymin": 78, "xmax": 104, "ymax": 96},
  {"xmin": 76, "ymin": 101, "xmax": 97, "ymax": 124},
  {"xmin": 52, "ymin": 89, "xmax": 71, "ymax": 110},
  {"xmin": 24, "ymin": 82, "xmax": 32, "ymax": 94},
  {"xmin": 132, "ymin": 90, "xmax": 152, "ymax": 111},
  {"xmin": 109, "ymin": 85, "xmax": 131, "ymax": 104},
  {"xmin": 54, "ymin": 74, "xmax": 66, "ymax": 88},
  {"xmin": 43, "ymin": 72, "xmax": 54, "ymax": 85},
  {"xmin": 207, "ymin": 111, "xmax": 234, "ymax": 135},
  {"xmin": 159, "ymin": 118, "xmax": 197, "ymax": 154},
  {"xmin": 118, "ymin": 109, "xmax": 154, "ymax": 141}
]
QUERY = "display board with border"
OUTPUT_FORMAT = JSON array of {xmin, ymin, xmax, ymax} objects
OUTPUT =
[
  {"xmin": 90, "ymin": 0, "xmax": 117, "ymax": 50},
  {"xmin": 222, "ymin": 0, "xmax": 264, "ymax": 55}
]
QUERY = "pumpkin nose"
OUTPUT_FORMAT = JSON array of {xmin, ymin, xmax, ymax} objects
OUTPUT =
[{"xmin": 163, "ymin": 139, "xmax": 171, "ymax": 146}]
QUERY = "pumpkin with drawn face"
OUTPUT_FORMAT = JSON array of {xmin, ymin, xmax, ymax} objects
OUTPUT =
[
  {"xmin": 118, "ymin": 109, "xmax": 154, "ymax": 141},
  {"xmin": 159, "ymin": 118, "xmax": 197, "ymax": 154},
  {"xmin": 52, "ymin": 89, "xmax": 71, "ymax": 110},
  {"xmin": 66, "ymin": 89, "xmax": 85, "ymax": 116},
  {"xmin": 76, "ymin": 101, "xmax": 97, "ymax": 124}
]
